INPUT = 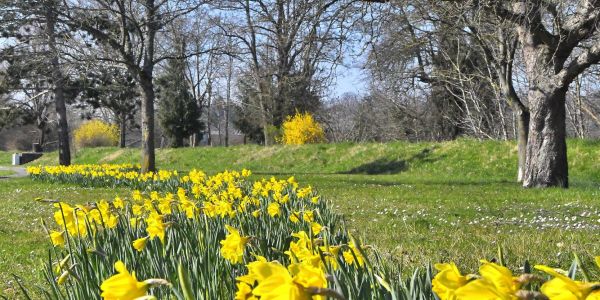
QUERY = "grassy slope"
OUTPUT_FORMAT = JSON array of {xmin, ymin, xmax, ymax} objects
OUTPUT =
[
  {"xmin": 0, "ymin": 151, "xmax": 14, "ymax": 165},
  {"xmin": 0, "ymin": 139, "xmax": 599, "ymax": 296}
]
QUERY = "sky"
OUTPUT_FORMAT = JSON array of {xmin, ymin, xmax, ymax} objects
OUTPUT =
[{"xmin": 332, "ymin": 64, "xmax": 368, "ymax": 98}]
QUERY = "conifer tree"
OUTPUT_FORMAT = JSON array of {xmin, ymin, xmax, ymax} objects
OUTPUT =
[{"xmin": 157, "ymin": 57, "xmax": 203, "ymax": 148}]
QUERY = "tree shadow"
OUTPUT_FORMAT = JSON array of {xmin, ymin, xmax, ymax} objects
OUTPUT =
[{"xmin": 340, "ymin": 147, "xmax": 439, "ymax": 175}]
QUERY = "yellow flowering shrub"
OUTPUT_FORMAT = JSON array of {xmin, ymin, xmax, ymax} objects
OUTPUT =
[
  {"xmin": 73, "ymin": 119, "xmax": 119, "ymax": 148},
  {"xmin": 279, "ymin": 112, "xmax": 326, "ymax": 145}
]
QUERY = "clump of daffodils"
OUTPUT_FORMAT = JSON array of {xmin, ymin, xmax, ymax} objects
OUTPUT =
[
  {"xmin": 35, "ymin": 163, "xmax": 600, "ymax": 299},
  {"xmin": 432, "ymin": 257, "xmax": 600, "ymax": 300}
]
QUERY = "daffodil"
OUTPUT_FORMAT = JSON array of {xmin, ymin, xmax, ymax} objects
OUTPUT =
[
  {"xmin": 432, "ymin": 263, "xmax": 470, "ymax": 300},
  {"xmin": 146, "ymin": 212, "xmax": 166, "ymax": 243},
  {"xmin": 49, "ymin": 230, "xmax": 65, "ymax": 247},
  {"xmin": 237, "ymin": 259, "xmax": 327, "ymax": 300},
  {"xmin": 235, "ymin": 282, "xmax": 256, "ymax": 300},
  {"xmin": 302, "ymin": 211, "xmax": 314, "ymax": 223},
  {"xmin": 57, "ymin": 270, "xmax": 69, "ymax": 285},
  {"xmin": 535, "ymin": 265, "xmax": 600, "ymax": 300},
  {"xmin": 113, "ymin": 196, "xmax": 124, "ymax": 209},
  {"xmin": 220, "ymin": 225, "xmax": 250, "ymax": 264},
  {"xmin": 454, "ymin": 261, "xmax": 521, "ymax": 300},
  {"xmin": 290, "ymin": 212, "xmax": 300, "ymax": 223},
  {"xmin": 342, "ymin": 240, "xmax": 365, "ymax": 267},
  {"xmin": 267, "ymin": 202, "xmax": 280, "ymax": 217},
  {"xmin": 132, "ymin": 236, "xmax": 149, "ymax": 252},
  {"xmin": 310, "ymin": 222, "xmax": 322, "ymax": 235},
  {"xmin": 100, "ymin": 260, "xmax": 149, "ymax": 300}
]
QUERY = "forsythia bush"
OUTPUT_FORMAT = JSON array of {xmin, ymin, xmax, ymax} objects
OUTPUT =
[
  {"xmin": 73, "ymin": 119, "xmax": 119, "ymax": 148},
  {"xmin": 280, "ymin": 112, "xmax": 326, "ymax": 145}
]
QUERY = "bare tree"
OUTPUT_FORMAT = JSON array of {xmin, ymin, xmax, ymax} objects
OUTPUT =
[
  {"xmin": 61, "ymin": 0, "xmax": 208, "ymax": 172},
  {"xmin": 218, "ymin": 0, "xmax": 358, "ymax": 144}
]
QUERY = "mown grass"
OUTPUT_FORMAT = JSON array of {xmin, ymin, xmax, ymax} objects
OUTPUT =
[
  {"xmin": 0, "ymin": 178, "xmax": 128, "ymax": 298},
  {"xmin": 0, "ymin": 170, "xmax": 14, "ymax": 176},
  {"xmin": 0, "ymin": 151, "xmax": 14, "ymax": 166},
  {"xmin": 1, "ymin": 139, "xmax": 600, "ymax": 297}
]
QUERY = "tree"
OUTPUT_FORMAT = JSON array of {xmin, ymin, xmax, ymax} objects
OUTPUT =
[
  {"xmin": 473, "ymin": 1, "xmax": 600, "ymax": 188},
  {"xmin": 78, "ymin": 66, "xmax": 139, "ymax": 148},
  {"xmin": 61, "ymin": 0, "xmax": 207, "ymax": 172},
  {"xmin": 157, "ymin": 54, "xmax": 203, "ymax": 148},
  {"xmin": 1, "ymin": 0, "xmax": 73, "ymax": 161},
  {"xmin": 218, "ymin": 0, "xmax": 354, "ymax": 144}
]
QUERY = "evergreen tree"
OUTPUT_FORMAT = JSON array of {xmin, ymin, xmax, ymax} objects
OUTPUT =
[
  {"xmin": 77, "ymin": 66, "xmax": 140, "ymax": 148},
  {"xmin": 157, "ymin": 57, "xmax": 203, "ymax": 148}
]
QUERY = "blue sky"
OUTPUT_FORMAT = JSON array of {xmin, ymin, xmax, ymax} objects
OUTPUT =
[{"xmin": 332, "ymin": 64, "xmax": 368, "ymax": 98}]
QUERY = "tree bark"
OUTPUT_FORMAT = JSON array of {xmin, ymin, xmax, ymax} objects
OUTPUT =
[
  {"xmin": 523, "ymin": 87, "xmax": 568, "ymax": 188},
  {"xmin": 119, "ymin": 116, "xmax": 126, "ymax": 148},
  {"xmin": 225, "ymin": 55, "xmax": 232, "ymax": 147},
  {"xmin": 171, "ymin": 134, "xmax": 184, "ymax": 148},
  {"xmin": 46, "ymin": 1, "xmax": 70, "ymax": 165},
  {"xmin": 516, "ymin": 109, "xmax": 529, "ymax": 182},
  {"xmin": 139, "ymin": 0, "xmax": 157, "ymax": 173},
  {"xmin": 139, "ymin": 75, "xmax": 156, "ymax": 172}
]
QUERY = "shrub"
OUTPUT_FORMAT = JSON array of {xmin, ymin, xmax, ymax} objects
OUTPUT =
[
  {"xmin": 279, "ymin": 111, "xmax": 326, "ymax": 145},
  {"xmin": 73, "ymin": 119, "xmax": 119, "ymax": 148}
]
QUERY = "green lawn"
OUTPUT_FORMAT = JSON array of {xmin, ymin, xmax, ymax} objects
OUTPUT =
[
  {"xmin": 0, "ymin": 178, "xmax": 128, "ymax": 298},
  {"xmin": 0, "ymin": 170, "xmax": 14, "ymax": 176},
  {"xmin": 0, "ymin": 151, "xmax": 13, "ymax": 165},
  {"xmin": 1, "ymin": 139, "xmax": 600, "ymax": 297}
]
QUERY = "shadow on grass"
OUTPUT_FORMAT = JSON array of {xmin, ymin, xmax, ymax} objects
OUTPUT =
[
  {"xmin": 329, "ymin": 177, "xmax": 516, "ymax": 187},
  {"xmin": 340, "ymin": 147, "xmax": 439, "ymax": 175}
]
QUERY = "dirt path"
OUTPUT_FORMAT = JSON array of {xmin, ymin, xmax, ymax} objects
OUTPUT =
[{"xmin": 0, "ymin": 166, "xmax": 28, "ymax": 178}]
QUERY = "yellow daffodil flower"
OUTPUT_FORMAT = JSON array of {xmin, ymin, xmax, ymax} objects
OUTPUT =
[
  {"xmin": 454, "ymin": 261, "xmax": 521, "ymax": 300},
  {"xmin": 290, "ymin": 212, "xmax": 300, "ymax": 223},
  {"xmin": 100, "ymin": 260, "xmax": 149, "ymax": 300},
  {"xmin": 237, "ymin": 259, "xmax": 327, "ymax": 300},
  {"xmin": 132, "ymin": 236, "xmax": 149, "ymax": 252},
  {"xmin": 302, "ymin": 211, "xmax": 314, "ymax": 223},
  {"xmin": 146, "ymin": 213, "xmax": 166, "ymax": 243},
  {"xmin": 310, "ymin": 222, "xmax": 322, "ymax": 235},
  {"xmin": 535, "ymin": 265, "xmax": 600, "ymax": 300},
  {"xmin": 113, "ymin": 196, "xmax": 124, "ymax": 209},
  {"xmin": 50, "ymin": 230, "xmax": 65, "ymax": 247},
  {"xmin": 267, "ymin": 202, "xmax": 280, "ymax": 217},
  {"xmin": 235, "ymin": 282, "xmax": 256, "ymax": 300},
  {"xmin": 342, "ymin": 240, "xmax": 365, "ymax": 267},
  {"xmin": 432, "ymin": 263, "xmax": 470, "ymax": 300},
  {"xmin": 220, "ymin": 225, "xmax": 250, "ymax": 264}
]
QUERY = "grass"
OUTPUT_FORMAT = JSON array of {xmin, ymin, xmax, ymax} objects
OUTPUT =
[
  {"xmin": 0, "ymin": 151, "xmax": 14, "ymax": 166},
  {"xmin": 0, "ymin": 170, "xmax": 15, "ymax": 176},
  {"xmin": 1, "ymin": 138, "xmax": 600, "ymax": 297},
  {"xmin": 0, "ymin": 178, "xmax": 127, "ymax": 298}
]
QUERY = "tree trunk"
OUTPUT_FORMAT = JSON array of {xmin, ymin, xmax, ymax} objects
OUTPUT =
[
  {"xmin": 46, "ymin": 1, "xmax": 70, "ymax": 165},
  {"xmin": 516, "ymin": 109, "xmax": 529, "ymax": 182},
  {"xmin": 38, "ymin": 126, "xmax": 46, "ymax": 148},
  {"xmin": 207, "ymin": 80, "xmax": 212, "ymax": 147},
  {"xmin": 139, "ymin": 77, "xmax": 156, "ymax": 172},
  {"xmin": 225, "ymin": 56, "xmax": 232, "ymax": 147},
  {"xmin": 138, "ymin": 0, "xmax": 157, "ymax": 173},
  {"xmin": 171, "ymin": 135, "xmax": 184, "ymax": 148},
  {"xmin": 119, "ymin": 116, "xmax": 126, "ymax": 148},
  {"xmin": 523, "ymin": 88, "xmax": 568, "ymax": 188}
]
